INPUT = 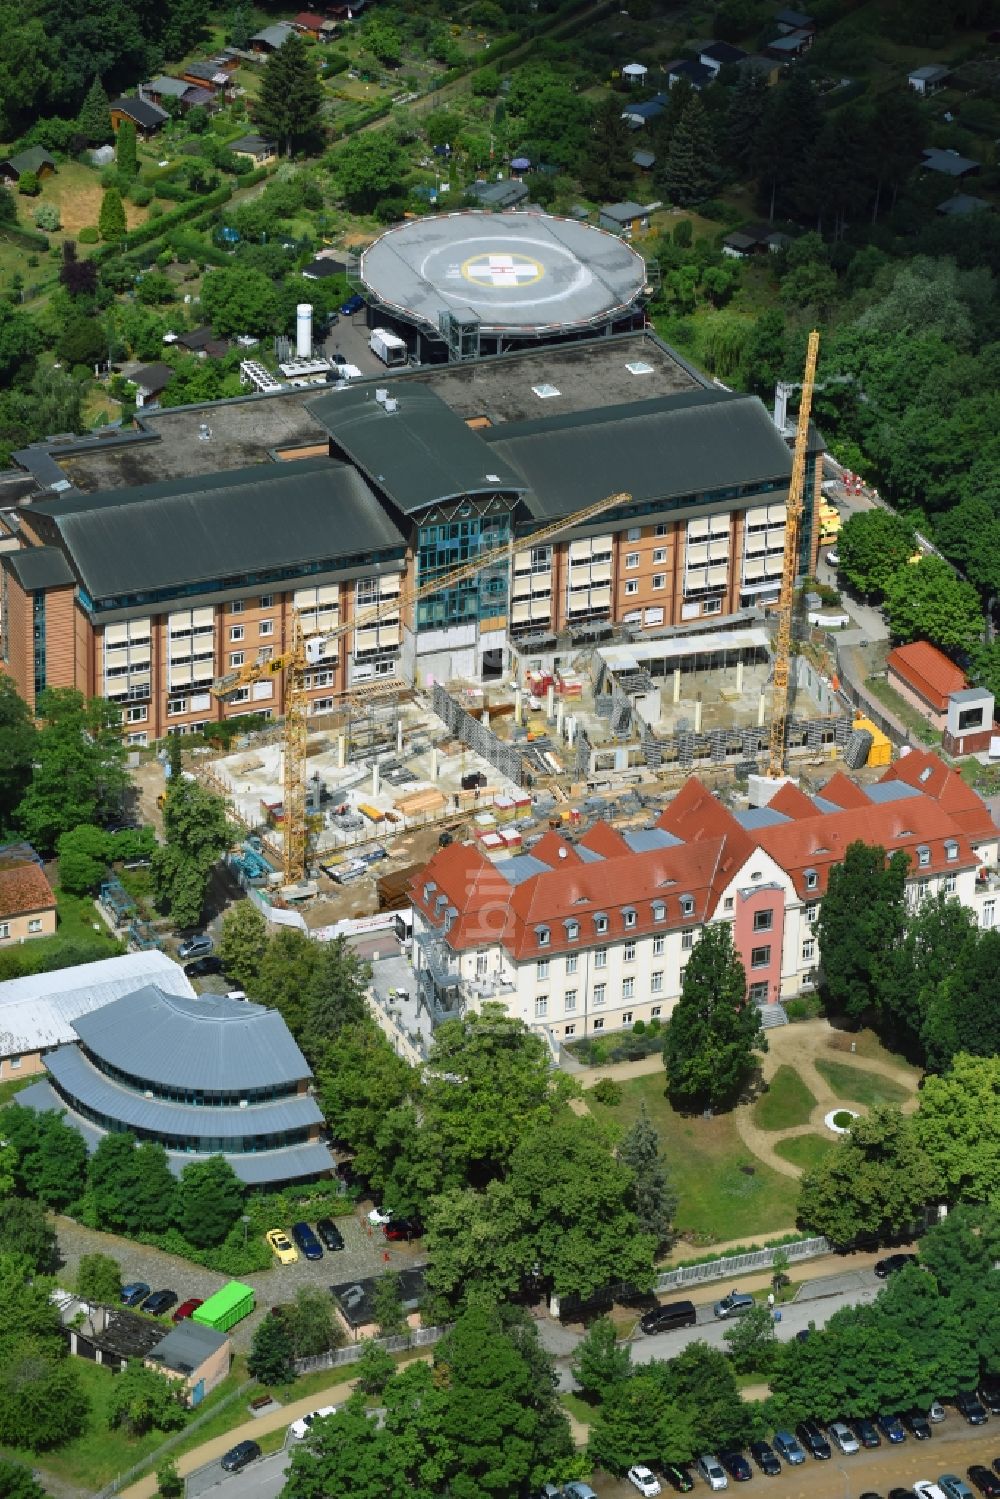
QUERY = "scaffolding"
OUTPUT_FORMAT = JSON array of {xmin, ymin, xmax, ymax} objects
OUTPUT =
[{"xmin": 432, "ymin": 683, "xmax": 526, "ymax": 786}]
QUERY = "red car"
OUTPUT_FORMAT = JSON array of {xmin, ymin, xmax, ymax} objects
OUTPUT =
[
  {"xmin": 172, "ymin": 1297, "xmax": 203, "ymax": 1323},
  {"xmin": 382, "ymin": 1219, "xmax": 420, "ymax": 1242}
]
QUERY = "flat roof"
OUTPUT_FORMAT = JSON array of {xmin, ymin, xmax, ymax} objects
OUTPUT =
[
  {"xmin": 598, "ymin": 628, "xmax": 771, "ymax": 670},
  {"xmin": 359, "ymin": 210, "xmax": 647, "ymax": 335},
  {"xmin": 149, "ymin": 1320, "xmax": 228, "ymax": 1373},
  {"xmin": 0, "ymin": 951, "xmax": 194, "ymax": 1055}
]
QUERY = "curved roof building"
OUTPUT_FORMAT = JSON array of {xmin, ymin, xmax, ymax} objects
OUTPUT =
[{"xmin": 17, "ymin": 986, "xmax": 333, "ymax": 1186}]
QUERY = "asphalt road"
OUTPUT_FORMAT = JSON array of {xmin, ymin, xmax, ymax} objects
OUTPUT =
[{"xmin": 188, "ymin": 1448, "xmax": 290, "ymax": 1499}]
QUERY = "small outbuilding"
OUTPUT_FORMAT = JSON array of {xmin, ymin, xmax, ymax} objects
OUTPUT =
[
  {"xmin": 146, "ymin": 1321, "xmax": 232, "ymax": 1406},
  {"xmin": 908, "ymin": 64, "xmax": 950, "ymax": 95},
  {"xmin": 0, "ymin": 147, "xmax": 55, "ymax": 184},
  {"xmin": 665, "ymin": 58, "xmax": 714, "ymax": 90},
  {"xmin": 331, "ymin": 1267, "xmax": 426, "ymax": 1339},
  {"xmin": 632, "ymin": 149, "xmax": 656, "ymax": 171},
  {"xmin": 937, "ymin": 192, "xmax": 989, "ymax": 216},
  {"xmin": 621, "ymin": 62, "xmax": 648, "ymax": 86},
  {"xmin": 774, "ymin": 7, "xmax": 815, "ymax": 32},
  {"xmin": 699, "ymin": 41, "xmax": 747, "ymax": 74},
  {"xmin": 599, "ymin": 200, "xmax": 650, "ymax": 238},
  {"xmin": 227, "ymin": 133, "xmax": 278, "ymax": 165},
  {"xmin": 468, "ymin": 178, "xmax": 529, "ymax": 210},
  {"xmin": 129, "ymin": 363, "xmax": 175, "ymax": 408},
  {"xmin": 921, "ymin": 146, "xmax": 981, "ymax": 179},
  {"xmin": 251, "ymin": 21, "xmax": 298, "ymax": 52},
  {"xmin": 109, "ymin": 96, "xmax": 169, "ymax": 138},
  {"xmin": 293, "ymin": 11, "xmax": 339, "ymax": 38},
  {"xmin": 0, "ymin": 858, "xmax": 56, "ymax": 945}
]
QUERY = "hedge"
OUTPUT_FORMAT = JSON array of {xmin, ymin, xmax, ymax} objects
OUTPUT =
[
  {"xmin": 93, "ymin": 182, "xmax": 233, "ymax": 264},
  {"xmin": 0, "ymin": 223, "xmax": 49, "ymax": 251}
]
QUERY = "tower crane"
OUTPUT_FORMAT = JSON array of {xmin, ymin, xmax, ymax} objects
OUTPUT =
[
  {"xmin": 212, "ymin": 489, "xmax": 633, "ymax": 883},
  {"xmin": 768, "ymin": 328, "xmax": 820, "ymax": 779}
]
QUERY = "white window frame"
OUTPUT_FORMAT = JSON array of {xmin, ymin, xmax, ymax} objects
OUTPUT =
[{"xmin": 229, "ymin": 625, "xmax": 245, "ymax": 643}]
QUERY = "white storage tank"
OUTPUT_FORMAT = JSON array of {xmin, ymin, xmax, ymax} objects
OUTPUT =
[{"xmin": 296, "ymin": 303, "xmax": 313, "ymax": 359}]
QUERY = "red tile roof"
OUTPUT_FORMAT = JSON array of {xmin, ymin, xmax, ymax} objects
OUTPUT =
[
  {"xmin": 0, "ymin": 860, "xmax": 55, "ymax": 919},
  {"xmin": 293, "ymin": 11, "xmax": 327, "ymax": 28},
  {"xmin": 881, "ymin": 748, "xmax": 996, "ymax": 839},
  {"xmin": 887, "ymin": 640, "xmax": 967, "ymax": 712}
]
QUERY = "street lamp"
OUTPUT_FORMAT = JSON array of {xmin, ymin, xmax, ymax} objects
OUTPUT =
[{"xmin": 241, "ymin": 1214, "xmax": 251, "ymax": 1249}]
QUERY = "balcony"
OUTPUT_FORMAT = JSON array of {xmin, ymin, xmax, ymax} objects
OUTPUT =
[{"xmin": 413, "ymin": 927, "xmax": 516, "ymax": 1009}]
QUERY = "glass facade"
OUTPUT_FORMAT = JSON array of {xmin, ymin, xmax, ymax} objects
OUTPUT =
[
  {"xmin": 416, "ymin": 512, "xmax": 510, "ymax": 629},
  {"xmin": 79, "ymin": 1044, "xmax": 300, "ymax": 1108},
  {"xmin": 32, "ymin": 591, "xmax": 46, "ymax": 700}
]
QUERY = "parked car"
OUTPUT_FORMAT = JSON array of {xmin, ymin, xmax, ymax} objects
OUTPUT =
[
  {"xmin": 172, "ymin": 1298, "xmax": 203, "ymax": 1323},
  {"xmin": 749, "ymin": 1441, "xmax": 781, "ymax": 1477},
  {"xmin": 713, "ymin": 1290, "xmax": 754, "ymax": 1320},
  {"xmin": 956, "ymin": 1392, "xmax": 989, "ymax": 1425},
  {"xmin": 641, "ymin": 1300, "xmax": 698, "ymax": 1335},
  {"xmin": 853, "ymin": 1418, "xmax": 881, "ymax": 1448},
  {"xmin": 905, "ymin": 1411, "xmax": 933, "ymax": 1440},
  {"xmin": 980, "ymin": 1377, "xmax": 1000, "ymax": 1415},
  {"xmin": 178, "ymin": 933, "xmax": 213, "ymax": 960},
  {"xmin": 266, "ymin": 1228, "xmax": 298, "ymax": 1265},
  {"xmin": 142, "ymin": 1289, "xmax": 177, "ymax": 1316},
  {"xmin": 773, "ymin": 1431, "xmax": 806, "ymax": 1466},
  {"xmin": 220, "ymin": 1440, "xmax": 261, "ymax": 1473},
  {"xmin": 564, "ymin": 1485, "xmax": 598, "ymax": 1499},
  {"xmin": 695, "ymin": 1456, "xmax": 728, "ymax": 1491},
  {"xmin": 889, "ymin": 1491, "xmax": 918, "ymax": 1499},
  {"xmin": 719, "ymin": 1452, "xmax": 752, "ymax": 1482},
  {"xmin": 340, "ymin": 293, "xmax": 365, "ymax": 316},
  {"xmin": 796, "ymin": 1421, "xmax": 832, "ymax": 1460},
  {"xmin": 120, "ymin": 1281, "xmax": 150, "ymax": 1307},
  {"xmin": 878, "ymin": 1414, "xmax": 907, "ymax": 1444},
  {"xmin": 859, "ymin": 1493, "xmax": 884, "ymax": 1499},
  {"xmin": 661, "ymin": 1464, "xmax": 694, "ymax": 1492},
  {"xmin": 367, "ymin": 1206, "xmax": 393, "ymax": 1226},
  {"xmin": 875, "ymin": 1253, "xmax": 918, "ymax": 1278},
  {"xmin": 968, "ymin": 1468, "xmax": 1000, "ymax": 1499},
  {"xmin": 940, "ymin": 1474, "xmax": 976, "ymax": 1499},
  {"xmin": 383, "ymin": 1218, "xmax": 421, "ymax": 1242},
  {"xmin": 291, "ymin": 1221, "xmax": 323, "ymax": 1261},
  {"xmin": 316, "ymin": 1217, "xmax": 345, "ymax": 1252},
  {"xmin": 184, "ymin": 955, "xmax": 223, "ymax": 978},
  {"xmin": 829, "ymin": 1421, "xmax": 860, "ymax": 1454},
  {"xmin": 826, "ymin": 549, "xmax": 839, "ymax": 566},
  {"xmin": 627, "ymin": 1467, "xmax": 662, "ymax": 1497},
  {"xmin": 290, "ymin": 1406, "xmax": 337, "ymax": 1440},
  {"xmin": 913, "ymin": 1483, "xmax": 945, "ymax": 1499},
  {"xmin": 929, "ymin": 1403, "xmax": 946, "ymax": 1424}
]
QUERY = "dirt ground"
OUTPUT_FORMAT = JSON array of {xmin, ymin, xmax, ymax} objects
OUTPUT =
[{"xmin": 33, "ymin": 163, "xmax": 149, "ymax": 236}]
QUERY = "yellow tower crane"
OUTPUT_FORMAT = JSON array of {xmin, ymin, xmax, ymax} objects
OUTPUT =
[
  {"xmin": 768, "ymin": 328, "xmax": 821, "ymax": 779},
  {"xmin": 212, "ymin": 489, "xmax": 633, "ymax": 883}
]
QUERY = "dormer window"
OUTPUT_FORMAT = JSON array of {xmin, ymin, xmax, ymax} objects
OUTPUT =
[
  {"xmin": 917, "ymin": 845, "xmax": 930, "ymax": 867},
  {"xmin": 680, "ymin": 895, "xmax": 695, "ymax": 918},
  {"xmin": 423, "ymin": 882, "xmax": 437, "ymax": 904},
  {"xmin": 536, "ymin": 925, "xmax": 550, "ymax": 946},
  {"xmin": 443, "ymin": 905, "xmax": 457, "ymax": 934},
  {"xmin": 594, "ymin": 912, "xmax": 608, "ymax": 934},
  {"xmin": 651, "ymin": 900, "xmax": 666, "ymax": 922},
  {"xmin": 564, "ymin": 919, "xmax": 580, "ymax": 941},
  {"xmin": 623, "ymin": 907, "xmax": 636, "ymax": 928},
  {"xmin": 804, "ymin": 869, "xmax": 818, "ymax": 891},
  {"xmin": 945, "ymin": 840, "xmax": 958, "ymax": 863}
]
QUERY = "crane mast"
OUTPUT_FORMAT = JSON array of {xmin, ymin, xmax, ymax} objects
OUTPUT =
[{"xmin": 768, "ymin": 328, "xmax": 821, "ymax": 779}]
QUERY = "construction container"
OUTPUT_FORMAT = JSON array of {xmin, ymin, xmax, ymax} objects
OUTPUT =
[
  {"xmin": 852, "ymin": 714, "xmax": 892, "ymax": 767},
  {"xmin": 192, "ymin": 1281, "xmax": 254, "ymax": 1333},
  {"xmin": 377, "ymin": 864, "xmax": 421, "ymax": 911},
  {"xmin": 480, "ymin": 831, "xmax": 504, "ymax": 854},
  {"xmin": 493, "ymin": 796, "xmax": 516, "ymax": 824},
  {"xmin": 501, "ymin": 829, "xmax": 522, "ymax": 850},
  {"xmin": 358, "ymin": 803, "xmax": 385, "ymax": 823}
]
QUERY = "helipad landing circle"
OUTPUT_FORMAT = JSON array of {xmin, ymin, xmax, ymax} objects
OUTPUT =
[{"xmin": 359, "ymin": 211, "xmax": 647, "ymax": 336}]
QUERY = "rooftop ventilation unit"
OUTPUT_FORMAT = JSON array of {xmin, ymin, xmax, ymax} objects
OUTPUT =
[
  {"xmin": 625, "ymin": 360, "xmax": 654, "ymax": 375},
  {"xmin": 532, "ymin": 383, "xmax": 560, "ymax": 399},
  {"xmin": 198, "ymin": 424, "xmax": 212, "ymax": 441},
  {"xmin": 384, "ymin": 398, "xmax": 399, "ymax": 414},
  {"xmin": 375, "ymin": 388, "xmax": 389, "ymax": 404}
]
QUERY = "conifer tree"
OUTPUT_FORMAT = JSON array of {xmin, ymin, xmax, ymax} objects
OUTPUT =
[
  {"xmin": 255, "ymin": 33, "xmax": 323, "ymax": 156},
  {"xmin": 98, "ymin": 184, "xmax": 127, "ymax": 242},
  {"xmin": 77, "ymin": 75, "xmax": 112, "ymax": 145},
  {"xmin": 661, "ymin": 93, "xmax": 718, "ymax": 208}
]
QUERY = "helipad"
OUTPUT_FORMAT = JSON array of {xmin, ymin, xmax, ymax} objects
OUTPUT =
[{"xmin": 359, "ymin": 211, "xmax": 648, "ymax": 338}]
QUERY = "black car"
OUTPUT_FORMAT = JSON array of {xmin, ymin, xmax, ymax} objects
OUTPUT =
[
  {"xmin": 903, "ymin": 1411, "xmax": 932, "ymax": 1440},
  {"xmin": 795, "ymin": 1421, "xmax": 832, "ymax": 1460},
  {"xmin": 291, "ymin": 1221, "xmax": 323, "ymax": 1261},
  {"xmin": 877, "ymin": 1413, "xmax": 906, "ymax": 1444},
  {"xmin": 720, "ymin": 1452, "xmax": 752, "ymax": 1482},
  {"xmin": 184, "ymin": 955, "xmax": 223, "ymax": 978},
  {"xmin": 874, "ymin": 1253, "xmax": 918, "ymax": 1278},
  {"xmin": 661, "ymin": 1464, "xmax": 695, "ymax": 1492},
  {"xmin": 957, "ymin": 1391, "xmax": 990, "ymax": 1425},
  {"xmin": 859, "ymin": 1493, "xmax": 884, "ymax": 1499},
  {"xmin": 316, "ymin": 1217, "xmax": 345, "ymax": 1252},
  {"xmin": 221, "ymin": 1440, "xmax": 261, "ymax": 1474},
  {"xmin": 640, "ymin": 1300, "xmax": 698, "ymax": 1335},
  {"xmin": 749, "ymin": 1441, "xmax": 781, "ymax": 1477},
  {"xmin": 142, "ymin": 1289, "xmax": 177, "ymax": 1316},
  {"xmin": 969, "ymin": 1467, "xmax": 1000, "ymax": 1499},
  {"xmin": 981, "ymin": 1376, "xmax": 1000, "ymax": 1415},
  {"xmin": 888, "ymin": 1490, "xmax": 917, "ymax": 1499},
  {"xmin": 852, "ymin": 1417, "xmax": 881, "ymax": 1448}
]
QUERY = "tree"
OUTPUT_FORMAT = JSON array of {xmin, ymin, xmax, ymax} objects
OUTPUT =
[
  {"xmin": 2, "ymin": 1106, "xmax": 88, "ymax": 1211},
  {"xmin": 0, "ymin": 678, "xmax": 34, "ymax": 837},
  {"xmin": 175, "ymin": 1156, "xmax": 243, "ymax": 1247},
  {"xmin": 219, "ymin": 901, "xmax": 269, "ymax": 991},
  {"xmin": 76, "ymin": 1252, "xmax": 122, "ymax": 1305},
  {"xmin": 152, "ymin": 775, "xmax": 233, "ymax": 929},
  {"xmin": 255, "ymin": 32, "xmax": 323, "ymax": 156},
  {"xmin": 915, "ymin": 1053, "xmax": 1000, "ymax": 1204},
  {"xmin": 570, "ymin": 1316, "xmax": 631, "ymax": 1400},
  {"xmin": 797, "ymin": 1106, "xmax": 939, "ymax": 1244},
  {"xmin": 924, "ymin": 929, "xmax": 1000, "ymax": 1072},
  {"xmin": 522, "ymin": 85, "xmax": 592, "ymax": 171},
  {"xmin": 107, "ymin": 1361, "xmax": 185, "ymax": 1437},
  {"xmin": 836, "ymin": 508, "xmax": 916, "ymax": 597},
  {"xmin": 723, "ymin": 1302, "xmax": 777, "ymax": 1374},
  {"xmin": 0, "ymin": 301, "xmax": 42, "ymax": 386},
  {"xmin": 423, "ymin": 1180, "xmax": 534, "ymax": 1311},
  {"xmin": 877, "ymin": 891, "xmax": 978, "ymax": 1053},
  {"xmin": 365, "ymin": 15, "xmax": 403, "ymax": 64},
  {"xmin": 59, "ymin": 240, "xmax": 98, "ymax": 299},
  {"xmin": 115, "ymin": 117, "xmax": 137, "ymax": 180},
  {"xmin": 0, "ymin": 1343, "xmax": 87, "ymax": 1452},
  {"xmin": 617, "ymin": 1102, "xmax": 677, "ymax": 1249},
  {"xmin": 354, "ymin": 1338, "xmax": 396, "ymax": 1394},
  {"xmin": 814, "ymin": 842, "xmax": 909, "ymax": 1022},
  {"xmin": 315, "ymin": 1018, "xmax": 413, "ymax": 1179},
  {"xmin": 229, "ymin": 3, "xmax": 251, "ymax": 49},
  {"xmin": 664, "ymin": 923, "xmax": 764, "ymax": 1110},
  {"xmin": 255, "ymin": 929, "xmax": 368, "ymax": 1061},
  {"xmin": 726, "ymin": 69, "xmax": 767, "ymax": 171},
  {"xmin": 332, "ymin": 133, "xmax": 406, "ymax": 213},
  {"xmin": 57, "ymin": 823, "xmax": 113, "ymax": 895},
  {"xmin": 98, "ymin": 184, "xmax": 126, "ymax": 242},
  {"xmin": 659, "ymin": 1340, "xmax": 756, "ymax": 1451},
  {"xmin": 661, "ymin": 93, "xmax": 719, "ymax": 207},
  {"xmin": 283, "ymin": 1394, "xmax": 399, "ymax": 1498},
  {"xmin": 372, "ymin": 1270, "xmax": 405, "ymax": 1336},
  {"xmin": 286, "ymin": 1285, "xmax": 344, "ymax": 1359},
  {"xmin": 156, "ymin": 1457, "xmax": 183, "ymax": 1499},
  {"xmin": 199, "ymin": 265, "xmax": 279, "ymax": 339},
  {"xmin": 589, "ymin": 1372, "xmax": 697, "ymax": 1474},
  {"xmin": 88, "ymin": 1133, "xmax": 176, "ymax": 1236},
  {"xmin": 0, "ymin": 1460, "xmax": 46, "ymax": 1499},
  {"xmin": 579, "ymin": 93, "xmax": 634, "ymax": 201},
  {"xmin": 16, "ymin": 689, "xmax": 127, "ymax": 856},
  {"xmin": 0, "ymin": 1198, "xmax": 57, "ymax": 1272},
  {"xmin": 17, "ymin": 171, "xmax": 40, "ymax": 198},
  {"xmin": 883, "ymin": 555, "xmax": 983, "ymax": 654},
  {"xmin": 61, "ymin": 314, "xmax": 107, "ymax": 369},
  {"xmin": 248, "ymin": 1309, "xmax": 294, "ymax": 1385}
]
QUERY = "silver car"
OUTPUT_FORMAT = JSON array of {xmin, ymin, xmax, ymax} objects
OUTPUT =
[
  {"xmin": 713, "ymin": 1290, "xmax": 754, "ymax": 1320},
  {"xmin": 829, "ymin": 1421, "xmax": 860, "ymax": 1454},
  {"xmin": 696, "ymin": 1455, "xmax": 728, "ymax": 1491}
]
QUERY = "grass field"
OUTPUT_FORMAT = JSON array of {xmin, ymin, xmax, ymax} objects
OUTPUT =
[
  {"xmin": 773, "ymin": 1134, "xmax": 838, "ymax": 1174},
  {"xmin": 588, "ymin": 1074, "xmax": 800, "ymax": 1245},
  {"xmin": 751, "ymin": 1066, "xmax": 817, "ymax": 1131},
  {"xmin": 27, "ymin": 160, "xmax": 149, "ymax": 237},
  {"xmin": 813, "ymin": 1059, "xmax": 911, "ymax": 1109}
]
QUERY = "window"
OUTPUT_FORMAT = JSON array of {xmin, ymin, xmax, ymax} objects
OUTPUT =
[
  {"xmin": 681, "ymin": 930, "xmax": 695, "ymax": 951},
  {"xmin": 653, "ymin": 934, "xmax": 665, "ymax": 956},
  {"xmin": 593, "ymin": 1018, "xmax": 605, "ymax": 1030},
  {"xmin": 534, "ymin": 996, "xmax": 548, "ymax": 1019},
  {"xmin": 626, "ymin": 552, "xmax": 640, "ymax": 568},
  {"xmin": 750, "ymin": 871, "xmax": 761, "ymax": 882},
  {"xmin": 751, "ymin": 945, "xmax": 771, "ymax": 968},
  {"xmin": 805, "ymin": 870, "xmax": 818, "ymax": 890},
  {"xmin": 536, "ymin": 959, "xmax": 549, "ymax": 980},
  {"xmin": 753, "ymin": 909, "xmax": 773, "ymax": 932},
  {"xmin": 680, "ymin": 895, "xmax": 695, "ymax": 916},
  {"xmin": 944, "ymin": 874, "xmax": 957, "ymax": 894},
  {"xmin": 625, "ymin": 580, "xmax": 639, "ymax": 596},
  {"xmin": 564, "ymin": 1024, "xmax": 576, "ymax": 1037},
  {"xmin": 702, "ymin": 597, "xmax": 722, "ymax": 615},
  {"xmin": 8, "ymin": 1056, "xmax": 21, "ymax": 1069},
  {"xmin": 566, "ymin": 953, "xmax": 578, "ymax": 976},
  {"xmin": 27, "ymin": 919, "xmax": 42, "ymax": 934},
  {"xmin": 627, "ymin": 527, "xmax": 641, "ymax": 541},
  {"xmin": 983, "ymin": 900, "xmax": 996, "ymax": 929},
  {"xmin": 229, "ymin": 626, "xmax": 244, "ymax": 642},
  {"xmin": 653, "ymin": 574, "xmax": 666, "ymax": 590},
  {"xmin": 595, "ymin": 914, "xmax": 608, "ymax": 934},
  {"xmin": 537, "ymin": 926, "xmax": 550, "ymax": 947},
  {"xmin": 230, "ymin": 599, "xmax": 244, "ymax": 614},
  {"xmin": 594, "ymin": 947, "xmax": 608, "ymax": 969},
  {"xmin": 749, "ymin": 981, "xmax": 769, "ymax": 1004},
  {"xmin": 259, "ymin": 620, "xmax": 274, "ymax": 637},
  {"xmin": 260, "ymin": 594, "xmax": 273, "ymax": 609},
  {"xmin": 621, "ymin": 1010, "xmax": 633, "ymax": 1024},
  {"xmin": 805, "ymin": 901, "xmax": 818, "ymax": 922},
  {"xmin": 623, "ymin": 908, "xmax": 636, "ymax": 927},
  {"xmin": 593, "ymin": 983, "xmax": 606, "ymax": 1007},
  {"xmin": 125, "ymin": 705, "xmax": 147, "ymax": 723},
  {"xmin": 651, "ymin": 1005, "xmax": 662, "ymax": 1018},
  {"xmin": 0, "ymin": 923, "xmax": 8, "ymax": 940},
  {"xmin": 802, "ymin": 938, "xmax": 815, "ymax": 962},
  {"xmin": 621, "ymin": 977, "xmax": 635, "ymax": 1001},
  {"xmin": 917, "ymin": 845, "xmax": 930, "ymax": 867},
  {"xmin": 652, "ymin": 900, "xmax": 665, "ymax": 922},
  {"xmin": 653, "ymin": 548, "xmax": 667, "ymax": 564},
  {"xmin": 655, "ymin": 521, "xmax": 668, "ymax": 536},
  {"xmin": 167, "ymin": 698, "xmax": 187, "ymax": 716},
  {"xmin": 651, "ymin": 971, "xmax": 663, "ymax": 993},
  {"xmin": 724, "ymin": 896, "xmax": 734, "ymax": 911},
  {"xmin": 476, "ymin": 953, "xmax": 488, "ymax": 977},
  {"xmin": 566, "ymin": 920, "xmax": 580, "ymax": 941},
  {"xmin": 229, "ymin": 652, "xmax": 244, "ymax": 668},
  {"xmin": 624, "ymin": 940, "xmax": 636, "ymax": 961},
  {"xmin": 945, "ymin": 840, "xmax": 958, "ymax": 862},
  {"xmin": 564, "ymin": 989, "xmax": 577, "ymax": 1013}
]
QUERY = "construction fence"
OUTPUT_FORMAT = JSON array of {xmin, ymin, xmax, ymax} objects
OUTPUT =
[{"xmin": 432, "ymin": 682, "xmax": 526, "ymax": 786}]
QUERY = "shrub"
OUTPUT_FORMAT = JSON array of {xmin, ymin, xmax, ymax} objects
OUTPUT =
[
  {"xmin": 78, "ymin": 225, "xmax": 99, "ymax": 243},
  {"xmin": 591, "ymin": 1078, "xmax": 623, "ymax": 1106},
  {"xmin": 17, "ymin": 171, "xmax": 40, "ymax": 197},
  {"xmin": 632, "ymin": 1018, "xmax": 646, "ymax": 1034},
  {"xmin": 833, "ymin": 1110, "xmax": 855, "ymax": 1129},
  {"xmin": 129, "ymin": 183, "xmax": 154, "ymax": 207},
  {"xmin": 33, "ymin": 203, "xmax": 60, "ymax": 231}
]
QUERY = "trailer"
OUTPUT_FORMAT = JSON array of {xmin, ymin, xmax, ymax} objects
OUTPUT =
[
  {"xmin": 370, "ymin": 327, "xmax": 407, "ymax": 367},
  {"xmin": 192, "ymin": 1281, "xmax": 255, "ymax": 1333}
]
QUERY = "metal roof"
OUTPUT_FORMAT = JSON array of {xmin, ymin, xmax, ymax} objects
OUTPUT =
[
  {"xmin": 0, "ymin": 952, "xmax": 194, "ymax": 1056},
  {"xmin": 733, "ymin": 806, "xmax": 791, "ymax": 829},
  {"xmin": 487, "ymin": 392, "xmax": 792, "ymax": 522},
  {"xmin": 148, "ymin": 1320, "xmax": 228, "ymax": 1374},
  {"xmin": 146, "ymin": 76, "xmax": 191, "ymax": 98},
  {"xmin": 865, "ymin": 781, "xmax": 921, "ymax": 805},
  {"xmin": 495, "ymin": 853, "xmax": 552, "ymax": 886},
  {"xmin": 622, "ymin": 828, "xmax": 682, "ymax": 852},
  {"xmin": 307, "ymin": 383, "xmax": 525, "ymax": 514},
  {"xmin": 110, "ymin": 97, "xmax": 168, "ymax": 128},
  {"xmin": 29, "ymin": 458, "xmax": 405, "ymax": 602},
  {"xmin": 1, "ymin": 547, "xmax": 75, "ymax": 592},
  {"xmin": 252, "ymin": 22, "xmax": 296, "ymax": 45},
  {"xmin": 45, "ymin": 1044, "xmax": 322, "ymax": 1135},
  {"xmin": 72, "ymin": 987, "xmax": 312, "ymax": 1091}
]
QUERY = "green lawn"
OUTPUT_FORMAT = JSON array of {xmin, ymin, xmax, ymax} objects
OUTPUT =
[
  {"xmin": 773, "ymin": 1134, "xmax": 838, "ymax": 1174},
  {"xmin": 813, "ymin": 1059, "xmax": 911, "ymax": 1109},
  {"xmin": 751, "ymin": 1066, "xmax": 817, "ymax": 1131},
  {"xmin": 865, "ymin": 676, "xmax": 941, "ymax": 745},
  {"xmin": 588, "ymin": 1074, "xmax": 800, "ymax": 1246},
  {"xmin": 0, "ymin": 1075, "xmax": 32, "ymax": 1107},
  {"xmin": 560, "ymin": 1392, "xmax": 594, "ymax": 1425}
]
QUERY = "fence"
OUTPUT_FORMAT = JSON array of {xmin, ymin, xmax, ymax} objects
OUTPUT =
[
  {"xmin": 93, "ymin": 1379, "xmax": 256, "ymax": 1499},
  {"xmin": 432, "ymin": 682, "xmax": 526, "ymax": 786},
  {"xmin": 654, "ymin": 1236, "xmax": 832, "ymax": 1293},
  {"xmin": 830, "ymin": 637, "xmax": 911, "ymax": 747},
  {"xmin": 293, "ymin": 1322, "xmax": 451, "ymax": 1377}
]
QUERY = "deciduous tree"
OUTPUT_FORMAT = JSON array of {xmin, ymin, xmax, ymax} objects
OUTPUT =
[
  {"xmin": 589, "ymin": 1372, "xmax": 697, "ymax": 1474},
  {"xmin": 2, "ymin": 1105, "xmax": 88, "ymax": 1211},
  {"xmin": 76, "ymin": 1252, "xmax": 122, "ymax": 1305},
  {"xmin": 797, "ymin": 1106, "xmax": 939, "ymax": 1244},
  {"xmin": 723, "ymin": 1302, "xmax": 777, "ymax": 1374},
  {"xmin": 286, "ymin": 1285, "xmax": 344, "ymax": 1359},
  {"xmin": 883, "ymin": 555, "xmax": 983, "ymax": 655},
  {"xmin": 0, "ymin": 1459, "xmax": 46, "ymax": 1499},
  {"xmin": 248, "ymin": 1309, "xmax": 294, "ymax": 1386},
  {"xmin": 664, "ymin": 923, "xmax": 764, "ymax": 1109},
  {"xmin": 199, "ymin": 266, "xmax": 279, "ymax": 338},
  {"xmin": 218, "ymin": 899, "xmax": 269, "ymax": 992},
  {"xmin": 0, "ymin": 678, "xmax": 34, "ymax": 838},
  {"xmin": 107, "ymin": 1361, "xmax": 185, "ymax": 1436},
  {"xmin": 0, "ymin": 1198, "xmax": 57, "ymax": 1272},
  {"xmin": 88, "ymin": 1134, "xmax": 176, "ymax": 1236},
  {"xmin": 174, "ymin": 1156, "xmax": 243, "ymax": 1247},
  {"xmin": 915, "ymin": 1053, "xmax": 1000, "ymax": 1203},
  {"xmin": 836, "ymin": 508, "xmax": 916, "ymax": 597},
  {"xmin": 332, "ymin": 133, "xmax": 406, "ymax": 213},
  {"xmin": 16, "ymin": 688, "xmax": 127, "ymax": 855},
  {"xmin": 372, "ymin": 1270, "xmax": 405, "ymax": 1336},
  {"xmin": 152, "ymin": 775, "xmax": 233, "ymax": 929},
  {"xmin": 814, "ymin": 842, "xmax": 908, "ymax": 1022},
  {"xmin": 570, "ymin": 1316, "xmax": 631, "ymax": 1399}
]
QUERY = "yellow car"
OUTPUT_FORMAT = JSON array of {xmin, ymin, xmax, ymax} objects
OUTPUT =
[{"xmin": 266, "ymin": 1228, "xmax": 298, "ymax": 1265}]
